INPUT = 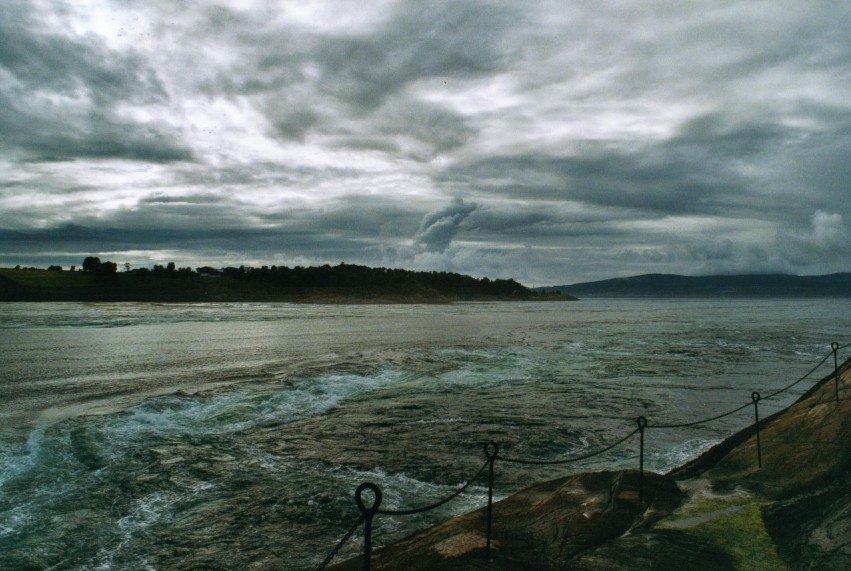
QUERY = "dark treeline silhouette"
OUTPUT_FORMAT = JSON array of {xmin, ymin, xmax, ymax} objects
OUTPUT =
[
  {"xmin": 122, "ymin": 258, "xmax": 530, "ymax": 297},
  {"xmin": 212, "ymin": 262, "xmax": 529, "ymax": 298},
  {"xmin": 134, "ymin": 261, "xmax": 194, "ymax": 276},
  {"xmin": 1, "ymin": 258, "xmax": 574, "ymax": 302},
  {"xmin": 82, "ymin": 256, "xmax": 118, "ymax": 275}
]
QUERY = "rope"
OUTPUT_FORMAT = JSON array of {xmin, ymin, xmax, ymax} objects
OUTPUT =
[
  {"xmin": 500, "ymin": 427, "xmax": 639, "ymax": 465},
  {"xmin": 316, "ymin": 340, "xmax": 847, "ymax": 561},
  {"xmin": 376, "ymin": 460, "xmax": 489, "ymax": 516},
  {"xmin": 650, "ymin": 343, "xmax": 842, "ymax": 429},
  {"xmin": 761, "ymin": 349, "xmax": 833, "ymax": 400},
  {"xmin": 315, "ymin": 515, "xmax": 364, "ymax": 571},
  {"xmin": 649, "ymin": 401, "xmax": 752, "ymax": 429}
]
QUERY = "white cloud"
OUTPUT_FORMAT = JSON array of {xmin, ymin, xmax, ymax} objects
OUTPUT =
[
  {"xmin": 810, "ymin": 210, "xmax": 845, "ymax": 249},
  {"xmin": 413, "ymin": 197, "xmax": 477, "ymax": 253}
]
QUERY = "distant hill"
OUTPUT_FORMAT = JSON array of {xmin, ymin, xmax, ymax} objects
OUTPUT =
[
  {"xmin": 0, "ymin": 263, "xmax": 575, "ymax": 303},
  {"xmin": 537, "ymin": 273, "xmax": 851, "ymax": 298}
]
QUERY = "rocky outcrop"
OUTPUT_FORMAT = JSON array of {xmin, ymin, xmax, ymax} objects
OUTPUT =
[{"xmin": 331, "ymin": 358, "xmax": 851, "ymax": 570}]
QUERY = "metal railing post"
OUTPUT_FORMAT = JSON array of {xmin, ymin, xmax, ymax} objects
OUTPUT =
[
  {"xmin": 751, "ymin": 392, "xmax": 762, "ymax": 469},
  {"xmin": 636, "ymin": 416, "xmax": 647, "ymax": 504},
  {"xmin": 484, "ymin": 441, "xmax": 499, "ymax": 561},
  {"xmin": 832, "ymin": 341, "xmax": 840, "ymax": 404},
  {"xmin": 355, "ymin": 482, "xmax": 382, "ymax": 571}
]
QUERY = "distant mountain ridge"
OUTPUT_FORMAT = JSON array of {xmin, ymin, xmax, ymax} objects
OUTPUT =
[{"xmin": 537, "ymin": 272, "xmax": 851, "ymax": 298}]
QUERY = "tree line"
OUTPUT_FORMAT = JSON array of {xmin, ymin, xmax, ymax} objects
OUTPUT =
[
  {"xmin": 215, "ymin": 262, "xmax": 530, "ymax": 296},
  {"xmin": 65, "ymin": 258, "xmax": 533, "ymax": 297}
]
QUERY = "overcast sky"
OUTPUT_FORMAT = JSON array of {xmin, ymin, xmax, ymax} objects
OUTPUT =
[{"xmin": 1, "ymin": 1, "xmax": 849, "ymax": 285}]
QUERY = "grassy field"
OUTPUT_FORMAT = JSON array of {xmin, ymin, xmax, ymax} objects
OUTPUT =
[{"xmin": 1, "ymin": 268, "xmax": 99, "ymax": 287}]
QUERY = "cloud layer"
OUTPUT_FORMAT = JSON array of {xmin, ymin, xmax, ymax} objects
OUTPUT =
[{"xmin": 1, "ymin": 1, "xmax": 849, "ymax": 284}]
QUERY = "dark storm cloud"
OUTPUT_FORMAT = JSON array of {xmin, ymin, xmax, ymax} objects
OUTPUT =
[
  {"xmin": 465, "ymin": 204, "xmax": 633, "ymax": 241},
  {"xmin": 443, "ymin": 111, "xmax": 844, "ymax": 218},
  {"xmin": 213, "ymin": 1, "xmax": 517, "ymax": 99},
  {"xmin": 167, "ymin": 162, "xmax": 367, "ymax": 191},
  {"xmin": 0, "ymin": 1, "xmax": 190, "ymax": 162},
  {"xmin": 283, "ymin": 195, "xmax": 422, "ymax": 239},
  {"xmin": 0, "ymin": 222, "xmax": 382, "ymax": 265},
  {"xmin": 139, "ymin": 194, "xmax": 227, "ymax": 205},
  {"xmin": 312, "ymin": 1, "xmax": 516, "ymax": 113},
  {"xmin": 0, "ymin": 193, "xmax": 424, "ymax": 269},
  {"xmin": 1, "ymin": 1, "xmax": 850, "ymax": 283},
  {"xmin": 0, "ymin": 3, "xmax": 156, "ymax": 100},
  {"xmin": 0, "ymin": 107, "xmax": 193, "ymax": 163},
  {"xmin": 414, "ymin": 197, "xmax": 476, "ymax": 253},
  {"xmin": 187, "ymin": 0, "xmax": 509, "ymax": 156}
]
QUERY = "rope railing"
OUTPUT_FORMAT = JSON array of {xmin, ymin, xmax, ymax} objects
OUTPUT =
[
  {"xmin": 317, "ymin": 340, "xmax": 847, "ymax": 570},
  {"xmin": 500, "ymin": 427, "xmax": 640, "ymax": 465},
  {"xmin": 649, "ymin": 343, "xmax": 846, "ymax": 429},
  {"xmin": 760, "ymin": 347, "xmax": 835, "ymax": 400},
  {"xmin": 648, "ymin": 401, "xmax": 753, "ymax": 429},
  {"xmin": 376, "ymin": 459, "xmax": 489, "ymax": 516}
]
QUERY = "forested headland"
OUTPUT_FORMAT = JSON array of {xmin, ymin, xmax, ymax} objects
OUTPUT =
[{"xmin": 0, "ymin": 258, "xmax": 574, "ymax": 303}]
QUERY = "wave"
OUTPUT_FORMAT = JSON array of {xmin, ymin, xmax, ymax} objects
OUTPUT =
[
  {"xmin": 82, "ymin": 482, "xmax": 215, "ymax": 571},
  {"xmin": 99, "ymin": 369, "xmax": 406, "ymax": 440}
]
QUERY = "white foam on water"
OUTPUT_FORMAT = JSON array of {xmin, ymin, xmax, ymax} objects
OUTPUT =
[
  {"xmin": 0, "ymin": 426, "xmax": 67, "ymax": 538},
  {"xmin": 0, "ymin": 431, "xmax": 102, "ymax": 540},
  {"xmin": 403, "ymin": 418, "xmax": 467, "ymax": 425},
  {"xmin": 0, "ymin": 426, "xmax": 46, "ymax": 490},
  {"xmin": 714, "ymin": 340, "xmax": 764, "ymax": 353},
  {"xmin": 0, "ymin": 369, "xmax": 404, "ymax": 553},
  {"xmin": 0, "ymin": 504, "xmax": 30, "ymax": 539},
  {"xmin": 83, "ymin": 481, "xmax": 215, "ymax": 571},
  {"xmin": 347, "ymin": 466, "xmax": 491, "ymax": 518},
  {"xmin": 98, "ymin": 369, "xmax": 405, "ymax": 442}
]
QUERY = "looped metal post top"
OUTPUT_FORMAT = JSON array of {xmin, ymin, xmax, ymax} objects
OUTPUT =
[
  {"xmin": 484, "ymin": 441, "xmax": 499, "ymax": 461},
  {"xmin": 832, "ymin": 341, "xmax": 840, "ymax": 351},
  {"xmin": 751, "ymin": 391, "xmax": 761, "ymax": 403},
  {"xmin": 355, "ymin": 482, "xmax": 382, "ymax": 516},
  {"xmin": 636, "ymin": 416, "xmax": 648, "ymax": 429}
]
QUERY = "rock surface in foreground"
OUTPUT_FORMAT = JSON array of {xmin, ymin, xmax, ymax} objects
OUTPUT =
[{"xmin": 334, "ymin": 470, "xmax": 681, "ymax": 570}]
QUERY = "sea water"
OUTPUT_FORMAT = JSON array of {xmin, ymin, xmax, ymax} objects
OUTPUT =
[{"xmin": 0, "ymin": 299, "xmax": 848, "ymax": 569}]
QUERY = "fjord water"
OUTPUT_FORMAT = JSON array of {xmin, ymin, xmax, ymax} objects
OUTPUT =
[{"xmin": 0, "ymin": 300, "xmax": 848, "ymax": 569}]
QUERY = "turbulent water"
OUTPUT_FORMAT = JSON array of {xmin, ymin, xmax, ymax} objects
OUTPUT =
[{"xmin": 0, "ymin": 299, "xmax": 848, "ymax": 570}]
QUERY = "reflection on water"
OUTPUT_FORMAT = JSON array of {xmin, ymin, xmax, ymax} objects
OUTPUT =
[{"xmin": 0, "ymin": 299, "xmax": 848, "ymax": 569}]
